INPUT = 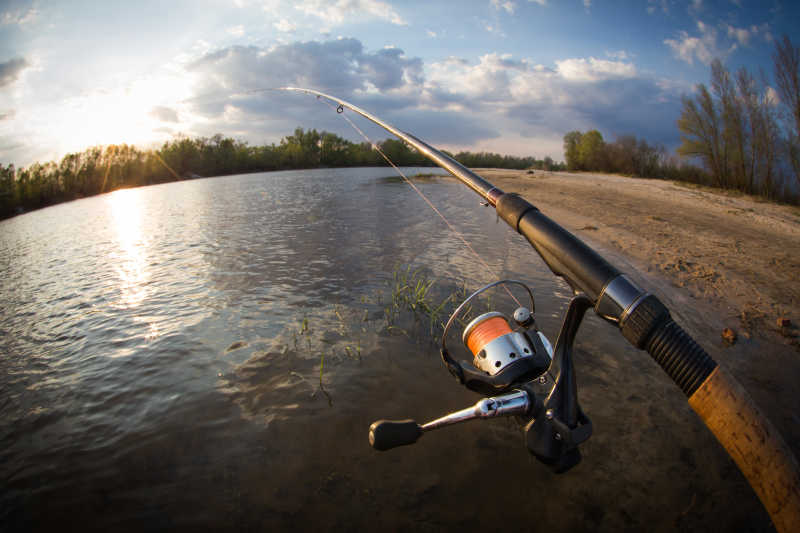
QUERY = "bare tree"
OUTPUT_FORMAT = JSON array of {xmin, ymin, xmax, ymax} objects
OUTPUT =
[
  {"xmin": 737, "ymin": 68, "xmax": 782, "ymax": 197},
  {"xmin": 678, "ymin": 84, "xmax": 726, "ymax": 187},
  {"xmin": 773, "ymin": 35, "xmax": 800, "ymax": 185}
]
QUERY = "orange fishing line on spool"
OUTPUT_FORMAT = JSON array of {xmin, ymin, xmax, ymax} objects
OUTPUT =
[{"xmin": 465, "ymin": 316, "xmax": 512, "ymax": 356}]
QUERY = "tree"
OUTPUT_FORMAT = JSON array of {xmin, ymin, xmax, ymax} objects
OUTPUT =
[
  {"xmin": 678, "ymin": 83, "xmax": 727, "ymax": 187},
  {"xmin": 713, "ymin": 59, "xmax": 749, "ymax": 190},
  {"xmin": 563, "ymin": 131, "xmax": 583, "ymax": 170},
  {"xmin": 578, "ymin": 130, "xmax": 606, "ymax": 171},
  {"xmin": 773, "ymin": 35, "xmax": 800, "ymax": 185}
]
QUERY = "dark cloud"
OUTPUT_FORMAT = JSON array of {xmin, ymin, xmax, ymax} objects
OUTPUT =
[
  {"xmin": 184, "ymin": 38, "xmax": 684, "ymax": 157},
  {"xmin": 561, "ymin": 78, "xmax": 683, "ymax": 147},
  {"xmin": 385, "ymin": 108, "xmax": 500, "ymax": 145},
  {"xmin": 358, "ymin": 47, "xmax": 422, "ymax": 90},
  {"xmin": 496, "ymin": 73, "xmax": 683, "ymax": 149},
  {"xmin": 188, "ymin": 39, "xmax": 424, "ymax": 114},
  {"xmin": 0, "ymin": 57, "xmax": 29, "ymax": 87},
  {"xmin": 149, "ymin": 105, "xmax": 179, "ymax": 123}
]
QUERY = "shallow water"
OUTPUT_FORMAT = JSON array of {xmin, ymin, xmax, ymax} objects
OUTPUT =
[{"xmin": 0, "ymin": 168, "xmax": 772, "ymax": 531}]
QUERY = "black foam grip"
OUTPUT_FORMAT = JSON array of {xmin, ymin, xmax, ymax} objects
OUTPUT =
[
  {"xmin": 496, "ymin": 193, "xmax": 620, "ymax": 300},
  {"xmin": 621, "ymin": 294, "xmax": 671, "ymax": 348},
  {"xmin": 369, "ymin": 420, "xmax": 423, "ymax": 451},
  {"xmin": 623, "ymin": 295, "xmax": 717, "ymax": 397}
]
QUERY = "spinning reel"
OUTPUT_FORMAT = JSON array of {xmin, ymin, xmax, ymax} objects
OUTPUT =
[{"xmin": 369, "ymin": 280, "xmax": 594, "ymax": 473}]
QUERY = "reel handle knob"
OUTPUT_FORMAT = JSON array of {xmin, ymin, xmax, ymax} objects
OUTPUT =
[{"xmin": 369, "ymin": 419, "xmax": 423, "ymax": 451}]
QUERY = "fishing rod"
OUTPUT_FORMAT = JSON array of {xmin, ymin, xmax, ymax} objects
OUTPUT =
[{"xmin": 282, "ymin": 87, "xmax": 799, "ymax": 532}]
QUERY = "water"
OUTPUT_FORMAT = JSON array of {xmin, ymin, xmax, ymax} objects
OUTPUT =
[{"xmin": 0, "ymin": 168, "xmax": 772, "ymax": 531}]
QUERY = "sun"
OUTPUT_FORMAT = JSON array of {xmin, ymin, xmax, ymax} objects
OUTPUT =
[{"xmin": 50, "ymin": 73, "xmax": 195, "ymax": 154}]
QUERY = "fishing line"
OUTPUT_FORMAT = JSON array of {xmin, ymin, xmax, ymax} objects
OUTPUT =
[{"xmin": 311, "ymin": 95, "xmax": 522, "ymax": 307}]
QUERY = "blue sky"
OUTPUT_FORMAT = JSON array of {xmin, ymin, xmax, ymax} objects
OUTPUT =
[{"xmin": 0, "ymin": 0, "xmax": 796, "ymax": 167}]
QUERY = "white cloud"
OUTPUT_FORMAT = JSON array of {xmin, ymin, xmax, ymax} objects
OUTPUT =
[
  {"xmin": 555, "ymin": 57, "xmax": 636, "ymax": 82},
  {"xmin": 149, "ymin": 106, "xmax": 179, "ymax": 123},
  {"xmin": 528, "ymin": 0, "xmax": 547, "ymax": 5},
  {"xmin": 647, "ymin": 0, "xmax": 669, "ymax": 15},
  {"xmin": 274, "ymin": 18, "xmax": 297, "ymax": 32},
  {"xmin": 1, "ymin": 7, "xmax": 38, "ymax": 26},
  {"xmin": 605, "ymin": 50, "xmax": 630, "ymax": 60},
  {"xmin": 227, "ymin": 25, "xmax": 245, "ymax": 37},
  {"xmin": 426, "ymin": 29, "xmax": 437, "ymax": 38},
  {"xmin": 765, "ymin": 86, "xmax": 779, "ymax": 106},
  {"xmin": 422, "ymin": 50, "xmax": 683, "ymax": 155},
  {"xmin": 485, "ymin": 23, "xmax": 506, "ymax": 37},
  {"xmin": 294, "ymin": 0, "xmax": 406, "ymax": 26},
  {"xmin": 725, "ymin": 23, "xmax": 770, "ymax": 46},
  {"xmin": 491, "ymin": 0, "xmax": 516, "ymax": 14},
  {"xmin": 664, "ymin": 20, "xmax": 735, "ymax": 65}
]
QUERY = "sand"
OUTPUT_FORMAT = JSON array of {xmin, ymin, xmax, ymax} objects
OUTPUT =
[
  {"xmin": 476, "ymin": 169, "xmax": 800, "ymax": 468},
  {"xmin": 479, "ymin": 169, "xmax": 799, "ymax": 345}
]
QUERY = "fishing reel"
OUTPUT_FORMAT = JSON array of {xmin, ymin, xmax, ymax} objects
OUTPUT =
[{"xmin": 369, "ymin": 280, "xmax": 594, "ymax": 473}]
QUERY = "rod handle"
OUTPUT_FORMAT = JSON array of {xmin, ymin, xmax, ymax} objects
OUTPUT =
[
  {"xmin": 369, "ymin": 419, "xmax": 423, "ymax": 451},
  {"xmin": 690, "ymin": 367, "xmax": 800, "ymax": 533}
]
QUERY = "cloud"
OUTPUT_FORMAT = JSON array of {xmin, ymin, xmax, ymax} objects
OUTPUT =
[
  {"xmin": 725, "ymin": 23, "xmax": 771, "ymax": 46},
  {"xmin": 294, "ymin": 0, "xmax": 406, "ymax": 26},
  {"xmin": 385, "ymin": 108, "xmax": 500, "ymax": 145},
  {"xmin": 149, "ymin": 106, "xmax": 179, "ymax": 123},
  {"xmin": 423, "ymin": 51, "xmax": 684, "ymax": 151},
  {"xmin": 555, "ymin": 57, "xmax": 636, "ymax": 82},
  {"xmin": 0, "ymin": 57, "xmax": 29, "ymax": 87},
  {"xmin": 274, "ymin": 18, "xmax": 296, "ymax": 32},
  {"xmin": 664, "ymin": 20, "xmax": 736, "ymax": 65},
  {"xmin": 227, "ymin": 25, "xmax": 245, "ymax": 37},
  {"xmin": 1, "ymin": 6, "xmax": 38, "ymax": 26},
  {"xmin": 0, "ymin": 110, "xmax": 16, "ymax": 121},
  {"xmin": 528, "ymin": 0, "xmax": 547, "ymax": 5},
  {"xmin": 62, "ymin": 36, "xmax": 679, "ymax": 164},
  {"xmin": 189, "ymin": 39, "xmax": 422, "ymax": 101},
  {"xmin": 647, "ymin": 0, "xmax": 669, "ymax": 15},
  {"xmin": 765, "ymin": 86, "xmax": 779, "ymax": 106},
  {"xmin": 491, "ymin": 0, "xmax": 516, "ymax": 14},
  {"xmin": 484, "ymin": 23, "xmax": 506, "ymax": 37},
  {"xmin": 605, "ymin": 50, "xmax": 630, "ymax": 60}
]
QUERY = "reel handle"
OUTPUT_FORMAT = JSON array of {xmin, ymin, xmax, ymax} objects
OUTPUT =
[{"xmin": 369, "ymin": 419, "xmax": 423, "ymax": 451}]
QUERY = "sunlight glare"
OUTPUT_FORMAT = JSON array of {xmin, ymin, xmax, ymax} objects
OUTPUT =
[
  {"xmin": 109, "ymin": 188, "xmax": 149, "ymax": 308},
  {"xmin": 52, "ymin": 73, "xmax": 196, "ymax": 154}
]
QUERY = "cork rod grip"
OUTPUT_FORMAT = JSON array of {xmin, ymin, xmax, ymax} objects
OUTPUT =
[{"xmin": 689, "ymin": 366, "xmax": 800, "ymax": 533}]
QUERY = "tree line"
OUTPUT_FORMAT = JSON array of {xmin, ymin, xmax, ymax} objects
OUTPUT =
[
  {"xmin": 0, "ymin": 129, "xmax": 563, "ymax": 220},
  {"xmin": 563, "ymin": 35, "xmax": 800, "ymax": 205}
]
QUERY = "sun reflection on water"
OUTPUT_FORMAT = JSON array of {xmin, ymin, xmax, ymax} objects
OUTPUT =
[{"xmin": 109, "ymin": 188, "xmax": 149, "ymax": 308}]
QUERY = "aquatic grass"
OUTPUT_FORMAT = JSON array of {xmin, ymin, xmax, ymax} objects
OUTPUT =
[
  {"xmin": 293, "ymin": 313, "xmax": 333, "ymax": 406},
  {"xmin": 283, "ymin": 267, "xmax": 500, "ymax": 406}
]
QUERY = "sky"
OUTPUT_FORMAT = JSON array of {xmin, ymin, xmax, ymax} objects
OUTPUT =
[{"xmin": 0, "ymin": 0, "xmax": 797, "ymax": 167}]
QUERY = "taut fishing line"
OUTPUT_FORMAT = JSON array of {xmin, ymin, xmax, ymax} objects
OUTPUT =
[{"xmin": 300, "ymin": 91, "xmax": 522, "ymax": 307}]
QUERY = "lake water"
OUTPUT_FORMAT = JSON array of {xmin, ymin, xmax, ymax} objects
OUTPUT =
[{"xmin": 0, "ymin": 168, "xmax": 771, "ymax": 531}]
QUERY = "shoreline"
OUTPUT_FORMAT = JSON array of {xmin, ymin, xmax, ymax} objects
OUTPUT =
[
  {"xmin": 475, "ymin": 167, "xmax": 800, "ymax": 459},
  {"xmin": 475, "ymin": 168, "xmax": 799, "ymax": 344}
]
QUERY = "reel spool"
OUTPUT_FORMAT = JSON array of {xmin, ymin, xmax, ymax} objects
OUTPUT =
[
  {"xmin": 462, "ymin": 312, "xmax": 535, "ymax": 375},
  {"xmin": 440, "ymin": 280, "xmax": 552, "ymax": 395}
]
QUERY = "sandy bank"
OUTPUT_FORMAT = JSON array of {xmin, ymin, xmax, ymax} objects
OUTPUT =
[
  {"xmin": 471, "ymin": 169, "xmax": 800, "ymax": 465},
  {"xmin": 477, "ymin": 169, "xmax": 799, "ymax": 344}
]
